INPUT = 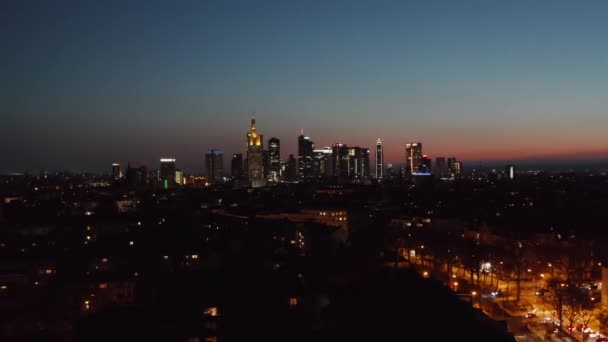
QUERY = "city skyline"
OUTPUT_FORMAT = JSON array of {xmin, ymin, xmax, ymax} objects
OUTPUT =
[{"xmin": 3, "ymin": 1, "xmax": 608, "ymax": 173}]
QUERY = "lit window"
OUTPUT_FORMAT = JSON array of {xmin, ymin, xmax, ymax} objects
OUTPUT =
[{"xmin": 99, "ymin": 283, "xmax": 108, "ymax": 289}]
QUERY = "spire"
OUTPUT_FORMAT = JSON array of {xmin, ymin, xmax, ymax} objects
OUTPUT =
[
  {"xmin": 300, "ymin": 128, "xmax": 304, "ymax": 136},
  {"xmin": 251, "ymin": 116, "xmax": 256, "ymax": 131},
  {"xmin": 377, "ymin": 138, "xmax": 382, "ymax": 145}
]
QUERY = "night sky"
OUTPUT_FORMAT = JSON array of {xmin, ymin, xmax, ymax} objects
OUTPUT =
[{"xmin": 2, "ymin": 0, "xmax": 608, "ymax": 173}]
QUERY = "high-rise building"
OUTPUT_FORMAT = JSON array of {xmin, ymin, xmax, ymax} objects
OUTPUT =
[
  {"xmin": 312, "ymin": 147, "xmax": 333, "ymax": 177},
  {"xmin": 262, "ymin": 150, "xmax": 270, "ymax": 179},
  {"xmin": 375, "ymin": 139, "xmax": 383, "ymax": 179},
  {"xmin": 246, "ymin": 118, "xmax": 265, "ymax": 188},
  {"xmin": 112, "ymin": 163, "xmax": 122, "ymax": 179},
  {"xmin": 405, "ymin": 143, "xmax": 423, "ymax": 174},
  {"xmin": 298, "ymin": 132, "xmax": 314, "ymax": 178},
  {"xmin": 205, "ymin": 149, "xmax": 224, "ymax": 182},
  {"xmin": 419, "ymin": 154, "xmax": 431, "ymax": 174},
  {"xmin": 231, "ymin": 153, "xmax": 243, "ymax": 180},
  {"xmin": 435, "ymin": 157, "xmax": 447, "ymax": 177},
  {"xmin": 175, "ymin": 169, "xmax": 184, "ymax": 185},
  {"xmin": 505, "ymin": 164, "xmax": 515, "ymax": 180},
  {"xmin": 348, "ymin": 146, "xmax": 371, "ymax": 178},
  {"xmin": 268, "ymin": 137, "xmax": 281, "ymax": 182},
  {"xmin": 447, "ymin": 157, "xmax": 462, "ymax": 179},
  {"xmin": 160, "ymin": 158, "xmax": 176, "ymax": 188},
  {"xmin": 285, "ymin": 154, "xmax": 297, "ymax": 182},
  {"xmin": 126, "ymin": 163, "xmax": 148, "ymax": 188},
  {"xmin": 331, "ymin": 143, "xmax": 350, "ymax": 178}
]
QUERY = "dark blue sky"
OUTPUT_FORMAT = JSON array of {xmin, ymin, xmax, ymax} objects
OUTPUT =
[{"xmin": 2, "ymin": 0, "xmax": 608, "ymax": 173}]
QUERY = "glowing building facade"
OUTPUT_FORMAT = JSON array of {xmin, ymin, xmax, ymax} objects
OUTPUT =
[{"xmin": 246, "ymin": 118, "xmax": 266, "ymax": 188}]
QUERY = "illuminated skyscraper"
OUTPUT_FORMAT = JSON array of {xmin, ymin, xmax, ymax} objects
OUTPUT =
[
  {"xmin": 505, "ymin": 164, "xmax": 515, "ymax": 180},
  {"xmin": 231, "ymin": 153, "xmax": 243, "ymax": 180},
  {"xmin": 205, "ymin": 149, "xmax": 224, "ymax": 182},
  {"xmin": 405, "ymin": 143, "xmax": 423, "ymax": 174},
  {"xmin": 313, "ymin": 147, "xmax": 332, "ymax": 177},
  {"xmin": 375, "ymin": 139, "xmax": 383, "ymax": 179},
  {"xmin": 159, "ymin": 158, "xmax": 176, "ymax": 188},
  {"xmin": 348, "ymin": 146, "xmax": 370, "ymax": 178},
  {"xmin": 447, "ymin": 157, "xmax": 462, "ymax": 179},
  {"xmin": 419, "ymin": 154, "xmax": 431, "ymax": 174},
  {"xmin": 246, "ymin": 117, "xmax": 265, "ymax": 188},
  {"xmin": 112, "ymin": 163, "xmax": 122, "ymax": 179},
  {"xmin": 298, "ymin": 132, "xmax": 314, "ymax": 178},
  {"xmin": 268, "ymin": 137, "xmax": 281, "ymax": 182}
]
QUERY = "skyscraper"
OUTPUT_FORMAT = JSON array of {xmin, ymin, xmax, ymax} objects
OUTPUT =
[
  {"xmin": 348, "ymin": 146, "xmax": 371, "ymax": 178},
  {"xmin": 160, "ymin": 158, "xmax": 176, "ymax": 188},
  {"xmin": 231, "ymin": 153, "xmax": 243, "ymax": 180},
  {"xmin": 331, "ymin": 143, "xmax": 350, "ymax": 178},
  {"xmin": 405, "ymin": 143, "xmax": 423, "ymax": 174},
  {"xmin": 505, "ymin": 164, "xmax": 515, "ymax": 180},
  {"xmin": 205, "ymin": 149, "xmax": 224, "ymax": 182},
  {"xmin": 447, "ymin": 157, "xmax": 462, "ymax": 179},
  {"xmin": 268, "ymin": 137, "xmax": 281, "ymax": 182},
  {"xmin": 112, "ymin": 163, "xmax": 122, "ymax": 179},
  {"xmin": 419, "ymin": 154, "xmax": 431, "ymax": 174},
  {"xmin": 298, "ymin": 132, "xmax": 314, "ymax": 178},
  {"xmin": 312, "ymin": 147, "xmax": 333, "ymax": 177},
  {"xmin": 375, "ymin": 139, "xmax": 383, "ymax": 179},
  {"xmin": 285, "ymin": 154, "xmax": 297, "ymax": 182},
  {"xmin": 246, "ymin": 117, "xmax": 265, "ymax": 188},
  {"xmin": 435, "ymin": 157, "xmax": 447, "ymax": 177}
]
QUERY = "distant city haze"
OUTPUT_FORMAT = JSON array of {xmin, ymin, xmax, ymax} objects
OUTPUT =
[{"xmin": 2, "ymin": 1, "xmax": 608, "ymax": 173}]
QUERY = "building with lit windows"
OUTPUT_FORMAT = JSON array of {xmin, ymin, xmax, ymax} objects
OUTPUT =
[
  {"xmin": 231, "ymin": 153, "xmax": 243, "ymax": 180},
  {"xmin": 505, "ymin": 164, "xmax": 515, "ymax": 180},
  {"xmin": 246, "ymin": 118, "xmax": 265, "ymax": 188},
  {"xmin": 111, "ymin": 163, "xmax": 122, "ymax": 179},
  {"xmin": 159, "ymin": 158, "xmax": 176, "ymax": 188},
  {"xmin": 405, "ymin": 143, "xmax": 423, "ymax": 175},
  {"xmin": 205, "ymin": 149, "xmax": 224, "ymax": 182},
  {"xmin": 268, "ymin": 137, "xmax": 281, "ymax": 182},
  {"xmin": 313, "ymin": 147, "xmax": 333, "ymax": 177},
  {"xmin": 298, "ymin": 132, "xmax": 314, "ymax": 178},
  {"xmin": 375, "ymin": 139, "xmax": 383, "ymax": 179}
]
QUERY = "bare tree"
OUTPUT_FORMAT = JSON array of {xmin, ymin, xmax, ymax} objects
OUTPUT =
[{"xmin": 549, "ymin": 287, "xmax": 566, "ymax": 328}]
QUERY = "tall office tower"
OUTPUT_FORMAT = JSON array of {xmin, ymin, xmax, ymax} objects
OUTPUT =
[
  {"xmin": 126, "ymin": 163, "xmax": 148, "ymax": 188},
  {"xmin": 205, "ymin": 149, "xmax": 224, "ymax": 182},
  {"xmin": 112, "ymin": 163, "xmax": 122, "ymax": 179},
  {"xmin": 262, "ymin": 150, "xmax": 270, "ymax": 178},
  {"xmin": 405, "ymin": 143, "xmax": 423, "ymax": 174},
  {"xmin": 505, "ymin": 164, "xmax": 515, "ymax": 180},
  {"xmin": 386, "ymin": 164, "xmax": 396, "ymax": 179},
  {"xmin": 435, "ymin": 157, "xmax": 447, "ymax": 177},
  {"xmin": 447, "ymin": 157, "xmax": 462, "ymax": 179},
  {"xmin": 175, "ymin": 169, "xmax": 184, "ymax": 185},
  {"xmin": 298, "ymin": 131, "xmax": 314, "ymax": 178},
  {"xmin": 375, "ymin": 139, "xmax": 383, "ymax": 179},
  {"xmin": 312, "ymin": 147, "xmax": 333, "ymax": 177},
  {"xmin": 331, "ymin": 143, "xmax": 350, "ymax": 178},
  {"xmin": 246, "ymin": 117, "xmax": 266, "ymax": 188},
  {"xmin": 419, "ymin": 154, "xmax": 431, "ymax": 174},
  {"xmin": 160, "ymin": 158, "xmax": 176, "ymax": 188},
  {"xmin": 268, "ymin": 137, "xmax": 281, "ymax": 182},
  {"xmin": 285, "ymin": 154, "xmax": 297, "ymax": 181},
  {"xmin": 231, "ymin": 153, "xmax": 243, "ymax": 180},
  {"xmin": 348, "ymin": 146, "xmax": 371, "ymax": 178}
]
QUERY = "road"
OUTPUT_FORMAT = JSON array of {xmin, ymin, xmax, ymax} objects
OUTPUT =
[{"xmin": 401, "ymin": 257, "xmax": 604, "ymax": 342}]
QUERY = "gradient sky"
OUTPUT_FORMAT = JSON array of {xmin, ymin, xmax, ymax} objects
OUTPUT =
[{"xmin": 2, "ymin": 0, "xmax": 608, "ymax": 173}]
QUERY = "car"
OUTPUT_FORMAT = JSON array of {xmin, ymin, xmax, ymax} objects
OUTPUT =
[
  {"xmin": 524, "ymin": 313, "xmax": 537, "ymax": 319},
  {"xmin": 535, "ymin": 288, "xmax": 548, "ymax": 296},
  {"xmin": 576, "ymin": 324, "xmax": 591, "ymax": 333}
]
